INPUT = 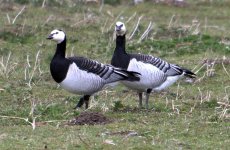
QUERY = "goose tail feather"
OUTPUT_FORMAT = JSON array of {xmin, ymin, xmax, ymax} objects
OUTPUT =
[
  {"xmin": 125, "ymin": 70, "xmax": 141, "ymax": 81},
  {"xmin": 183, "ymin": 69, "xmax": 196, "ymax": 78},
  {"xmin": 114, "ymin": 68, "xmax": 141, "ymax": 81}
]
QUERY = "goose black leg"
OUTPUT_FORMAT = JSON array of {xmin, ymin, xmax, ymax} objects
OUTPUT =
[
  {"xmin": 146, "ymin": 89, "xmax": 152, "ymax": 109},
  {"xmin": 74, "ymin": 95, "xmax": 90, "ymax": 109},
  {"xmin": 84, "ymin": 95, "xmax": 90, "ymax": 109},
  {"xmin": 138, "ymin": 92, "xmax": 143, "ymax": 108}
]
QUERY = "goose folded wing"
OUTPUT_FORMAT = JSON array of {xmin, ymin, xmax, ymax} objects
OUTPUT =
[
  {"xmin": 68, "ymin": 56, "xmax": 138, "ymax": 82},
  {"xmin": 130, "ymin": 53, "xmax": 183, "ymax": 76}
]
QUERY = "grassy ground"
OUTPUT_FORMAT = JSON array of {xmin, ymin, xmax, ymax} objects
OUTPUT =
[{"xmin": 0, "ymin": 1, "xmax": 229, "ymax": 149}]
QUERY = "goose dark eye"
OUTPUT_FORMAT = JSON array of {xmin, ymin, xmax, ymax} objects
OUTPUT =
[{"xmin": 56, "ymin": 32, "xmax": 58, "ymax": 34}]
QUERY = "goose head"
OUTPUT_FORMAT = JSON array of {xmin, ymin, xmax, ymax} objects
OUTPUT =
[
  {"xmin": 115, "ymin": 21, "xmax": 126, "ymax": 36},
  {"xmin": 47, "ymin": 29, "xmax": 66, "ymax": 44}
]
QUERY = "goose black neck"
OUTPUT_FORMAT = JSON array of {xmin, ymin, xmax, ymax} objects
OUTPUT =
[
  {"xmin": 111, "ymin": 34, "xmax": 130, "ymax": 69},
  {"xmin": 115, "ymin": 34, "xmax": 126, "ymax": 54},
  {"xmin": 54, "ymin": 38, "xmax": 67, "ymax": 58},
  {"xmin": 50, "ymin": 37, "xmax": 70, "ymax": 83}
]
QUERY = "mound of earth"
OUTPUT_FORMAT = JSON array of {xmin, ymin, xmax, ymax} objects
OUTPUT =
[{"xmin": 69, "ymin": 111, "xmax": 112, "ymax": 125}]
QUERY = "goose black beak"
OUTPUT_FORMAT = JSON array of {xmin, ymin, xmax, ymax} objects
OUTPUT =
[
  {"xmin": 116, "ymin": 24, "xmax": 124, "ymax": 32},
  {"xmin": 47, "ymin": 34, "xmax": 53, "ymax": 40},
  {"xmin": 116, "ymin": 27, "xmax": 121, "ymax": 31}
]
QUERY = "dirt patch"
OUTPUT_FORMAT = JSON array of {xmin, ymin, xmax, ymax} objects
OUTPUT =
[{"xmin": 68, "ymin": 112, "xmax": 112, "ymax": 125}]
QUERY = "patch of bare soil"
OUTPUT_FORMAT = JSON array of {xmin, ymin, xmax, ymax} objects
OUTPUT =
[{"xmin": 68, "ymin": 112, "xmax": 112, "ymax": 125}]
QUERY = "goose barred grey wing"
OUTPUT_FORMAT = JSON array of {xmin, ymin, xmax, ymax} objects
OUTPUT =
[
  {"xmin": 130, "ymin": 54, "xmax": 196, "ymax": 78},
  {"xmin": 68, "ymin": 56, "xmax": 140, "ymax": 82}
]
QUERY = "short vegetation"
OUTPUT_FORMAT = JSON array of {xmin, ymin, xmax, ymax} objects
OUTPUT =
[{"xmin": 0, "ymin": 0, "xmax": 229, "ymax": 149}]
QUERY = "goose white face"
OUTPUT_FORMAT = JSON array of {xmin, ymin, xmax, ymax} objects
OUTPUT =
[
  {"xmin": 47, "ymin": 29, "xmax": 65, "ymax": 43},
  {"xmin": 115, "ymin": 21, "xmax": 126, "ymax": 36}
]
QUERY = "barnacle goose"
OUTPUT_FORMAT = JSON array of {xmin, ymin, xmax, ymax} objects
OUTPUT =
[
  {"xmin": 111, "ymin": 22, "xmax": 196, "ymax": 109},
  {"xmin": 47, "ymin": 29, "xmax": 140, "ymax": 109}
]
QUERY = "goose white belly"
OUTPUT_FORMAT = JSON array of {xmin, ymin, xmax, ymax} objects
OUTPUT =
[
  {"xmin": 121, "ymin": 59, "xmax": 181, "ymax": 92},
  {"xmin": 153, "ymin": 75, "xmax": 181, "ymax": 91},
  {"xmin": 59, "ymin": 63, "xmax": 104, "ymax": 95}
]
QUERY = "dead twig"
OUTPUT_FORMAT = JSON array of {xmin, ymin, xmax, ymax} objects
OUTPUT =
[
  {"xmin": 0, "ymin": 115, "xmax": 37, "ymax": 130},
  {"xmin": 42, "ymin": 0, "xmax": 46, "ymax": 8},
  {"xmin": 168, "ymin": 14, "xmax": 175, "ymax": 29},
  {"xmin": 172, "ymin": 84, "xmax": 181, "ymax": 114},
  {"xmin": 222, "ymin": 56, "xmax": 230, "ymax": 78},
  {"xmin": 126, "ymin": 12, "xmax": 137, "ymax": 23},
  {"xmin": 28, "ymin": 97, "xmax": 38, "ymax": 130},
  {"xmin": 198, "ymin": 87, "xmax": 203, "ymax": 104},
  {"xmin": 6, "ymin": 13, "xmax": 11, "ymax": 24},
  {"xmin": 217, "ymin": 102, "xmax": 230, "ymax": 107},
  {"xmin": 139, "ymin": 21, "xmax": 153, "ymax": 42},
  {"xmin": 99, "ymin": 0, "xmax": 104, "ymax": 12},
  {"xmin": 12, "ymin": 5, "xmax": 26, "ymax": 24},
  {"xmin": 25, "ymin": 50, "xmax": 42, "ymax": 89},
  {"xmin": 129, "ymin": 15, "xmax": 143, "ymax": 40},
  {"xmin": 0, "ymin": 52, "xmax": 18, "ymax": 78}
]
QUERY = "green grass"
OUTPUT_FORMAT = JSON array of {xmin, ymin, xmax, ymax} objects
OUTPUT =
[{"xmin": 0, "ymin": 1, "xmax": 229, "ymax": 149}]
